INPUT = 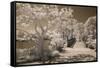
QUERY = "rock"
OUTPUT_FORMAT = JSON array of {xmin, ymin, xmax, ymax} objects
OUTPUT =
[
  {"xmin": 51, "ymin": 50, "xmax": 59, "ymax": 57},
  {"xmin": 73, "ymin": 41, "xmax": 86, "ymax": 48}
]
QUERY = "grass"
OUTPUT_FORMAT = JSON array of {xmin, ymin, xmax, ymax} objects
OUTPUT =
[{"xmin": 16, "ymin": 40, "xmax": 35, "ymax": 49}]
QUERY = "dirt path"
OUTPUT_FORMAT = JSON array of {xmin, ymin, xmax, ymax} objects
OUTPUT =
[{"xmin": 59, "ymin": 47, "xmax": 96, "ymax": 59}]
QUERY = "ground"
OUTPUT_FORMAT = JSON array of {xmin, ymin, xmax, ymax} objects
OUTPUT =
[{"xmin": 18, "ymin": 47, "xmax": 96, "ymax": 65}]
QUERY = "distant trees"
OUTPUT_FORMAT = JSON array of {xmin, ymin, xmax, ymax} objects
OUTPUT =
[{"xmin": 83, "ymin": 16, "xmax": 96, "ymax": 50}]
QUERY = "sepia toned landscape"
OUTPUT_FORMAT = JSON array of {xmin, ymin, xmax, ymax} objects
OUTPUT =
[{"xmin": 16, "ymin": 3, "xmax": 97, "ymax": 65}]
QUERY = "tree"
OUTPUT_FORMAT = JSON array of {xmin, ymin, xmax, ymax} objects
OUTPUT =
[{"xmin": 83, "ymin": 16, "xmax": 96, "ymax": 49}]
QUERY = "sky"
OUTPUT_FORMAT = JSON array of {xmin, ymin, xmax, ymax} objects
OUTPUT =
[{"xmin": 71, "ymin": 6, "xmax": 97, "ymax": 22}]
